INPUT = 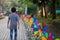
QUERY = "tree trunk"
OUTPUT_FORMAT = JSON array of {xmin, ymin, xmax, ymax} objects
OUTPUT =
[
  {"xmin": 36, "ymin": 3, "xmax": 39, "ymax": 17},
  {"xmin": 25, "ymin": 5, "xmax": 27, "ymax": 15},
  {"xmin": 0, "ymin": 6, "xmax": 2, "ymax": 12},
  {"xmin": 42, "ymin": 2, "xmax": 47, "ymax": 18},
  {"xmin": 44, "ymin": 6, "xmax": 47, "ymax": 18},
  {"xmin": 42, "ymin": 6, "xmax": 45, "ymax": 17},
  {"xmin": 41, "ymin": 7, "xmax": 43, "ymax": 17},
  {"xmin": 51, "ymin": 0, "xmax": 56, "ymax": 19}
]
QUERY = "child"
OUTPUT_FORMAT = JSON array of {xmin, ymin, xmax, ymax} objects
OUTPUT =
[
  {"xmin": 7, "ymin": 7, "xmax": 20, "ymax": 40},
  {"xmin": 18, "ymin": 12, "xmax": 22, "ymax": 17}
]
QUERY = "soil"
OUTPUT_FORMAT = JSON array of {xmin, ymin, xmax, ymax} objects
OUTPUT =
[{"xmin": 45, "ymin": 20, "xmax": 60, "ymax": 37}]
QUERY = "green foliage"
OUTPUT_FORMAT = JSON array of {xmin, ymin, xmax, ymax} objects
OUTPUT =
[
  {"xmin": 18, "ymin": 7, "xmax": 24, "ymax": 12},
  {"xmin": 18, "ymin": 0, "xmax": 35, "ymax": 12},
  {"xmin": 56, "ymin": 0, "xmax": 60, "ymax": 7},
  {"xmin": 19, "ymin": 0, "xmax": 34, "ymax": 7},
  {"xmin": 11, "ymin": 0, "xmax": 18, "ymax": 7},
  {"xmin": 32, "ymin": 0, "xmax": 38, "ymax": 4}
]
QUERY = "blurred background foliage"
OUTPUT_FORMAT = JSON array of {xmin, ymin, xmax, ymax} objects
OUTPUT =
[{"xmin": 0, "ymin": 0, "xmax": 60, "ymax": 19}]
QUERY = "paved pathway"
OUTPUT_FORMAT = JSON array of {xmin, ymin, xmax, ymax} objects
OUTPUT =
[{"xmin": 0, "ymin": 16, "xmax": 28, "ymax": 40}]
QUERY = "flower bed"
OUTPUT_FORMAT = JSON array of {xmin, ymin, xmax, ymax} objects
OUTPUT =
[{"xmin": 22, "ymin": 15, "xmax": 60, "ymax": 40}]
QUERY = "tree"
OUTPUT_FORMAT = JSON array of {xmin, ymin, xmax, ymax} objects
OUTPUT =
[
  {"xmin": 11, "ymin": 0, "xmax": 18, "ymax": 7},
  {"xmin": 33, "ymin": 0, "xmax": 39, "ymax": 17},
  {"xmin": 0, "ymin": 0, "xmax": 5, "ymax": 12},
  {"xmin": 50, "ymin": 0, "xmax": 56, "ymax": 19},
  {"xmin": 32, "ymin": 0, "xmax": 48, "ymax": 18},
  {"xmin": 41, "ymin": 0, "xmax": 47, "ymax": 18},
  {"xmin": 18, "ymin": 0, "xmax": 33, "ymax": 15}
]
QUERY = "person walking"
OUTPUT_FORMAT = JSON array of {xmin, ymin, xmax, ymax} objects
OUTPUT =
[{"xmin": 7, "ymin": 7, "xmax": 20, "ymax": 40}]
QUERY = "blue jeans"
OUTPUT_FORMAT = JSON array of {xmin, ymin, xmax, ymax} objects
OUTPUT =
[{"xmin": 10, "ymin": 29, "xmax": 17, "ymax": 40}]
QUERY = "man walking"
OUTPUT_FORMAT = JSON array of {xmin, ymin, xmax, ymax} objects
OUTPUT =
[{"xmin": 7, "ymin": 7, "xmax": 20, "ymax": 40}]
